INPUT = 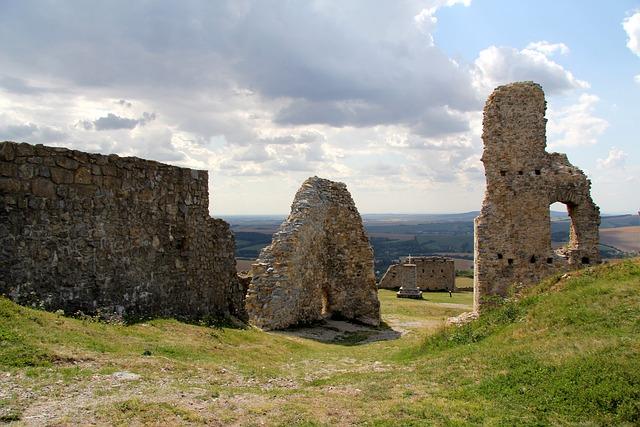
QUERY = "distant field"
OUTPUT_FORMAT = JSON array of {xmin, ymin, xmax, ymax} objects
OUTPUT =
[
  {"xmin": 229, "ymin": 214, "xmax": 640, "ymax": 266},
  {"xmin": 452, "ymin": 258, "xmax": 474, "ymax": 270},
  {"xmin": 233, "ymin": 226, "xmax": 279, "ymax": 234},
  {"xmin": 367, "ymin": 232, "xmax": 416, "ymax": 241},
  {"xmin": 600, "ymin": 226, "xmax": 640, "ymax": 253},
  {"xmin": 236, "ymin": 259, "xmax": 255, "ymax": 272},
  {"xmin": 455, "ymin": 276, "xmax": 473, "ymax": 289}
]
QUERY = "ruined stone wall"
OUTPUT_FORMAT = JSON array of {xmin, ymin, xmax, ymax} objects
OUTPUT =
[
  {"xmin": 378, "ymin": 256, "xmax": 455, "ymax": 291},
  {"xmin": 0, "ymin": 141, "xmax": 244, "ymax": 320},
  {"xmin": 378, "ymin": 264, "xmax": 403, "ymax": 289},
  {"xmin": 474, "ymin": 82, "xmax": 600, "ymax": 310},
  {"xmin": 245, "ymin": 177, "xmax": 380, "ymax": 330}
]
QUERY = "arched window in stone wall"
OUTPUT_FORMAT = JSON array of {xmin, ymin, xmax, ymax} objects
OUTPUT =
[{"xmin": 550, "ymin": 187, "xmax": 600, "ymax": 266}]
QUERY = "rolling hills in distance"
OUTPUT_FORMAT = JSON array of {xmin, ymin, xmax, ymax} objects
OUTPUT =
[{"xmin": 223, "ymin": 213, "xmax": 640, "ymax": 275}]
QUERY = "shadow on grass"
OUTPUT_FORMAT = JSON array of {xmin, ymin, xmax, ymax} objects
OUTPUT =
[{"xmin": 274, "ymin": 318, "xmax": 402, "ymax": 346}]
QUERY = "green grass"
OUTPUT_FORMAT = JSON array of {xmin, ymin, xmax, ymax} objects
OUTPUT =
[
  {"xmin": 1, "ymin": 259, "xmax": 639, "ymax": 425},
  {"xmin": 455, "ymin": 276, "xmax": 474, "ymax": 289}
]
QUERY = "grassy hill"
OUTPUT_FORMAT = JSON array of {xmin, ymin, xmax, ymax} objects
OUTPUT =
[{"xmin": 1, "ymin": 260, "xmax": 639, "ymax": 425}]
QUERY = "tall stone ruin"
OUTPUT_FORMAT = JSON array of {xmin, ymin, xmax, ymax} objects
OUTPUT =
[
  {"xmin": 245, "ymin": 176, "xmax": 380, "ymax": 330},
  {"xmin": 0, "ymin": 141, "xmax": 245, "ymax": 320},
  {"xmin": 474, "ymin": 82, "xmax": 600, "ymax": 310}
]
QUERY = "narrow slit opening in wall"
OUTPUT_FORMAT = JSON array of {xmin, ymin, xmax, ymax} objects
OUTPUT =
[
  {"xmin": 321, "ymin": 288, "xmax": 330, "ymax": 317},
  {"xmin": 535, "ymin": 169, "xmax": 541, "ymax": 175},
  {"xmin": 581, "ymin": 257, "xmax": 590, "ymax": 264},
  {"xmin": 500, "ymin": 170, "xmax": 507, "ymax": 176},
  {"xmin": 497, "ymin": 253, "xmax": 503, "ymax": 259},
  {"xmin": 546, "ymin": 257, "xmax": 553, "ymax": 264},
  {"xmin": 507, "ymin": 258, "xmax": 514, "ymax": 265},
  {"xmin": 518, "ymin": 170, "xmax": 523, "ymax": 175},
  {"xmin": 530, "ymin": 255, "xmax": 537, "ymax": 263}
]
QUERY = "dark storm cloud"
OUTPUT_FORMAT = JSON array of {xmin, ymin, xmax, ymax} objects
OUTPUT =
[
  {"xmin": 93, "ymin": 114, "xmax": 139, "ymax": 130},
  {"xmin": 85, "ymin": 112, "xmax": 156, "ymax": 131},
  {"xmin": 411, "ymin": 107, "xmax": 470, "ymax": 138},
  {"xmin": 0, "ymin": 0, "xmax": 480, "ymax": 137}
]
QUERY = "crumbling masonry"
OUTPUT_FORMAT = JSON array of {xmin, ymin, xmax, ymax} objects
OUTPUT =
[
  {"xmin": 0, "ymin": 141, "xmax": 244, "ymax": 320},
  {"xmin": 245, "ymin": 177, "xmax": 380, "ymax": 330},
  {"xmin": 378, "ymin": 256, "xmax": 455, "ymax": 292},
  {"xmin": 474, "ymin": 82, "xmax": 600, "ymax": 310}
]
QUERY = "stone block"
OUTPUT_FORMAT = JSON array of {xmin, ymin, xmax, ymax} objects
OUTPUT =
[
  {"xmin": 74, "ymin": 167, "xmax": 92, "ymax": 184},
  {"xmin": 56, "ymin": 157, "xmax": 79, "ymax": 170},
  {"xmin": 32, "ymin": 177, "xmax": 56, "ymax": 198},
  {"xmin": 36, "ymin": 166, "xmax": 51, "ymax": 178},
  {"xmin": 73, "ymin": 184, "xmax": 97, "ymax": 197},
  {"xmin": 0, "ymin": 177, "xmax": 20, "ymax": 193},
  {"xmin": 0, "ymin": 162, "xmax": 17, "ymax": 177},
  {"xmin": 35, "ymin": 145, "xmax": 51, "ymax": 156},
  {"xmin": 103, "ymin": 176, "xmax": 122, "ymax": 190},
  {"xmin": 16, "ymin": 143, "xmax": 35, "ymax": 156},
  {"xmin": 51, "ymin": 167, "xmax": 74, "ymax": 184},
  {"xmin": 18, "ymin": 163, "xmax": 34, "ymax": 179},
  {"xmin": 27, "ymin": 156, "xmax": 43, "ymax": 164},
  {"xmin": 101, "ymin": 165, "xmax": 118, "ymax": 176},
  {"xmin": 0, "ymin": 142, "xmax": 16, "ymax": 161}
]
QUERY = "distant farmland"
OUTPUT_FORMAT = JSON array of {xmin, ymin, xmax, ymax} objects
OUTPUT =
[
  {"xmin": 229, "ymin": 214, "xmax": 640, "ymax": 273},
  {"xmin": 236, "ymin": 259, "xmax": 255, "ymax": 272},
  {"xmin": 600, "ymin": 226, "xmax": 640, "ymax": 253}
]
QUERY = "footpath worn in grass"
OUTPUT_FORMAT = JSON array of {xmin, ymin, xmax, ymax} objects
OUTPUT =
[{"xmin": 1, "ymin": 260, "xmax": 639, "ymax": 425}]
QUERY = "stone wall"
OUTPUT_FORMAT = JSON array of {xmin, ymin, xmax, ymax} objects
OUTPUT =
[
  {"xmin": 474, "ymin": 82, "xmax": 600, "ymax": 310},
  {"xmin": 245, "ymin": 177, "xmax": 380, "ymax": 330},
  {"xmin": 378, "ymin": 256, "xmax": 455, "ymax": 291},
  {"xmin": 0, "ymin": 141, "xmax": 244, "ymax": 320}
]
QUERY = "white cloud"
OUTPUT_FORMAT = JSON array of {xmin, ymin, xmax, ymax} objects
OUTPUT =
[
  {"xmin": 472, "ymin": 44, "xmax": 589, "ymax": 96},
  {"xmin": 0, "ymin": 2, "xmax": 622, "ymax": 214},
  {"xmin": 526, "ymin": 41, "xmax": 570, "ymax": 56},
  {"xmin": 623, "ymin": 11, "xmax": 640, "ymax": 56},
  {"xmin": 414, "ymin": 7, "xmax": 438, "ymax": 43},
  {"xmin": 547, "ymin": 94, "xmax": 608, "ymax": 148},
  {"xmin": 635, "ymin": 74, "xmax": 640, "ymax": 84},
  {"xmin": 597, "ymin": 147, "xmax": 627, "ymax": 169}
]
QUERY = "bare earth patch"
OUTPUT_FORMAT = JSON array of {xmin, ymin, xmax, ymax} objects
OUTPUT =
[{"xmin": 274, "ymin": 319, "xmax": 402, "ymax": 344}]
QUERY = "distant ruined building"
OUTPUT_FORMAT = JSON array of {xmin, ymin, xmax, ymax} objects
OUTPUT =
[
  {"xmin": 378, "ymin": 256, "xmax": 455, "ymax": 293},
  {"xmin": 474, "ymin": 82, "xmax": 600, "ymax": 310},
  {"xmin": 245, "ymin": 177, "xmax": 380, "ymax": 330},
  {"xmin": 0, "ymin": 141, "xmax": 244, "ymax": 320}
]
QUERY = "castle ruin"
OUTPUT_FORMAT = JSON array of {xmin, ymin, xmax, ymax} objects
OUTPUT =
[
  {"xmin": 378, "ymin": 256, "xmax": 455, "ymax": 292},
  {"xmin": 0, "ymin": 141, "xmax": 244, "ymax": 320},
  {"xmin": 474, "ymin": 82, "xmax": 600, "ymax": 310},
  {"xmin": 245, "ymin": 177, "xmax": 380, "ymax": 330}
]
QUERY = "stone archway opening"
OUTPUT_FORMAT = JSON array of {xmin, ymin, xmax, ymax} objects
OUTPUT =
[
  {"xmin": 549, "ymin": 196, "xmax": 599, "ymax": 266},
  {"xmin": 550, "ymin": 201, "xmax": 573, "ymax": 259}
]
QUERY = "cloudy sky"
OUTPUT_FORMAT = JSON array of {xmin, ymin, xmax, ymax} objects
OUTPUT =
[{"xmin": 0, "ymin": 1, "xmax": 638, "ymax": 215}]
